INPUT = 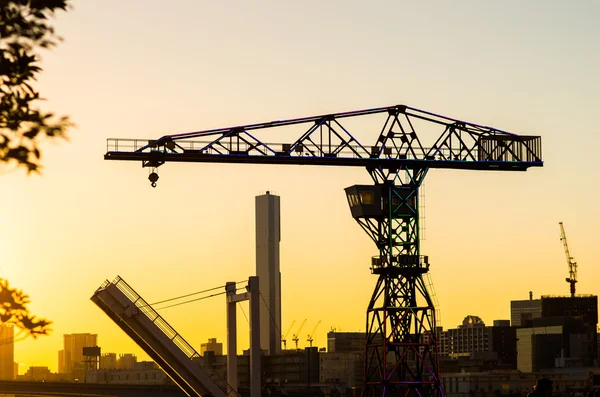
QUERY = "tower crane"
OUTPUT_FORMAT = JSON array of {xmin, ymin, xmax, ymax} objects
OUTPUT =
[
  {"xmin": 105, "ymin": 104, "xmax": 543, "ymax": 397},
  {"xmin": 559, "ymin": 222, "xmax": 578, "ymax": 297},
  {"xmin": 281, "ymin": 320, "xmax": 295, "ymax": 350},
  {"xmin": 291, "ymin": 319, "xmax": 307, "ymax": 350},
  {"xmin": 307, "ymin": 320, "xmax": 321, "ymax": 347}
]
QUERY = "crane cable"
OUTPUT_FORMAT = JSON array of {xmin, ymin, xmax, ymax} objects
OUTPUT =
[
  {"xmin": 239, "ymin": 303, "xmax": 249, "ymax": 325},
  {"xmin": 259, "ymin": 292, "xmax": 282, "ymax": 337},
  {"xmin": 142, "ymin": 280, "xmax": 247, "ymax": 310},
  {"xmin": 155, "ymin": 291, "xmax": 228, "ymax": 310}
]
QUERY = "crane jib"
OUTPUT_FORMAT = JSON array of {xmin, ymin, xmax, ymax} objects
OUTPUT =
[
  {"xmin": 105, "ymin": 150, "xmax": 540, "ymax": 171},
  {"xmin": 104, "ymin": 104, "xmax": 543, "ymax": 172}
]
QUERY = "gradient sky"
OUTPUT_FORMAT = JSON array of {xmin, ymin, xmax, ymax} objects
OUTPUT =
[{"xmin": 3, "ymin": 0, "xmax": 600, "ymax": 372}]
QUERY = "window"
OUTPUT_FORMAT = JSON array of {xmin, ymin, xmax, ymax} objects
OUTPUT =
[{"xmin": 359, "ymin": 191, "xmax": 374, "ymax": 205}]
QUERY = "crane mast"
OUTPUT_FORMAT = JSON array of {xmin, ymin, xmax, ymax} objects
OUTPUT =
[
  {"xmin": 559, "ymin": 222, "xmax": 578, "ymax": 297},
  {"xmin": 105, "ymin": 104, "xmax": 543, "ymax": 397},
  {"xmin": 291, "ymin": 319, "xmax": 307, "ymax": 350}
]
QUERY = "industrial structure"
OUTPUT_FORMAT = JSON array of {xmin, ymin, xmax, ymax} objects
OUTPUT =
[
  {"xmin": 104, "ymin": 104, "xmax": 543, "ymax": 397},
  {"xmin": 91, "ymin": 276, "xmax": 240, "ymax": 397},
  {"xmin": 255, "ymin": 192, "xmax": 282, "ymax": 355},
  {"xmin": 282, "ymin": 320, "xmax": 295, "ymax": 350},
  {"xmin": 559, "ymin": 222, "xmax": 578, "ymax": 297},
  {"xmin": 292, "ymin": 319, "xmax": 307, "ymax": 350},
  {"xmin": 225, "ymin": 277, "xmax": 261, "ymax": 397},
  {"xmin": 307, "ymin": 320, "xmax": 321, "ymax": 347}
]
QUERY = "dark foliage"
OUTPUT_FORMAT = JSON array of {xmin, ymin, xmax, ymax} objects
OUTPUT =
[
  {"xmin": 0, "ymin": 278, "xmax": 52, "ymax": 338},
  {"xmin": 0, "ymin": 0, "xmax": 72, "ymax": 172}
]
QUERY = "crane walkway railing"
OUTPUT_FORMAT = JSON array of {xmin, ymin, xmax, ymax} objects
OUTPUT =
[
  {"xmin": 91, "ymin": 276, "xmax": 238, "ymax": 397},
  {"xmin": 105, "ymin": 136, "xmax": 542, "ymax": 165}
]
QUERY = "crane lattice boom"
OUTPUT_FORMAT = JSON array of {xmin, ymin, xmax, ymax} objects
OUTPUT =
[
  {"xmin": 105, "ymin": 104, "xmax": 542, "ymax": 179},
  {"xmin": 281, "ymin": 320, "xmax": 295, "ymax": 350},
  {"xmin": 307, "ymin": 320, "xmax": 321, "ymax": 347}
]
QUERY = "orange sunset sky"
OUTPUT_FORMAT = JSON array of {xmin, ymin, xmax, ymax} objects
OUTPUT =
[{"xmin": 2, "ymin": 0, "xmax": 599, "ymax": 373}]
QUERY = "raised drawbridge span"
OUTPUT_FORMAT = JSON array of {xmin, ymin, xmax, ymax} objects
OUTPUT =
[{"xmin": 91, "ymin": 276, "xmax": 239, "ymax": 397}]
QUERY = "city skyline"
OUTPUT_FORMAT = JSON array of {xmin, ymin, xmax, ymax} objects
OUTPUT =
[
  {"xmin": 2, "ymin": 0, "xmax": 599, "ymax": 372},
  {"xmin": 8, "ymin": 293, "xmax": 583, "ymax": 374}
]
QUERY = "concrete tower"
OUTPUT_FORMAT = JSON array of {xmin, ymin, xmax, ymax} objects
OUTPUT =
[{"xmin": 255, "ymin": 191, "xmax": 281, "ymax": 355}]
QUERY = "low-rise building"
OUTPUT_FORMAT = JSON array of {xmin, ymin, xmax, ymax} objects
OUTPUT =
[
  {"xmin": 100, "ymin": 353, "xmax": 117, "ymax": 369},
  {"xmin": 438, "ymin": 316, "xmax": 517, "ymax": 369},
  {"xmin": 20, "ymin": 366, "xmax": 53, "ymax": 381},
  {"xmin": 443, "ymin": 368, "xmax": 600, "ymax": 397},
  {"xmin": 320, "ymin": 351, "xmax": 363, "ymax": 388},
  {"xmin": 327, "ymin": 332, "xmax": 366, "ymax": 353},
  {"xmin": 517, "ymin": 317, "xmax": 590, "ymax": 372},
  {"xmin": 117, "ymin": 353, "xmax": 137, "ymax": 369},
  {"xmin": 86, "ymin": 366, "xmax": 169, "ymax": 385},
  {"xmin": 201, "ymin": 338, "xmax": 223, "ymax": 356}
]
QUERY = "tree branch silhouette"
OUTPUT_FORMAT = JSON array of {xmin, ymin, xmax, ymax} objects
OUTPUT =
[
  {"xmin": 0, "ymin": 278, "xmax": 52, "ymax": 338},
  {"xmin": 0, "ymin": 0, "xmax": 73, "ymax": 172}
]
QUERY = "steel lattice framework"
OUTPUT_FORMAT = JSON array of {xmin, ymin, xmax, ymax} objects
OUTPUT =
[{"xmin": 105, "ymin": 104, "xmax": 542, "ymax": 397}]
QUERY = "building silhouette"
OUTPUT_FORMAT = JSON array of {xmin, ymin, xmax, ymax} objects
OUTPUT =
[
  {"xmin": 514, "ymin": 295, "xmax": 598, "ymax": 372},
  {"xmin": 201, "ymin": 347, "xmax": 320, "ymax": 391},
  {"xmin": 86, "ymin": 361, "xmax": 167, "ymax": 384},
  {"xmin": 256, "ymin": 191, "xmax": 281, "ymax": 355},
  {"xmin": 117, "ymin": 353, "xmax": 137, "ymax": 369},
  {"xmin": 21, "ymin": 366, "xmax": 52, "ymax": 381},
  {"xmin": 201, "ymin": 338, "xmax": 223, "ymax": 356},
  {"xmin": 60, "ymin": 333, "xmax": 98, "ymax": 379},
  {"xmin": 437, "ymin": 316, "xmax": 517, "ymax": 368},
  {"xmin": 541, "ymin": 295, "xmax": 598, "ymax": 325},
  {"xmin": 516, "ymin": 316, "xmax": 589, "ymax": 372},
  {"xmin": 511, "ymin": 297, "xmax": 541, "ymax": 326},
  {"xmin": 542, "ymin": 295, "xmax": 598, "ymax": 365},
  {"xmin": 0, "ymin": 324, "xmax": 14, "ymax": 380},
  {"xmin": 100, "ymin": 353, "xmax": 117, "ymax": 369},
  {"xmin": 58, "ymin": 350, "xmax": 64, "ymax": 374},
  {"xmin": 327, "ymin": 332, "xmax": 366, "ymax": 353},
  {"xmin": 321, "ymin": 333, "xmax": 365, "ymax": 389}
]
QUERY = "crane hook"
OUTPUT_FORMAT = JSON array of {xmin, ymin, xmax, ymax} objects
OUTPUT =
[{"xmin": 148, "ymin": 171, "xmax": 159, "ymax": 188}]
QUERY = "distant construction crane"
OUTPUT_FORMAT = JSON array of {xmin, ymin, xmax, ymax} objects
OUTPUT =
[
  {"xmin": 307, "ymin": 320, "xmax": 321, "ymax": 347},
  {"xmin": 559, "ymin": 222, "xmax": 578, "ymax": 297},
  {"xmin": 281, "ymin": 320, "xmax": 295, "ymax": 350},
  {"xmin": 291, "ymin": 319, "xmax": 307, "ymax": 350}
]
